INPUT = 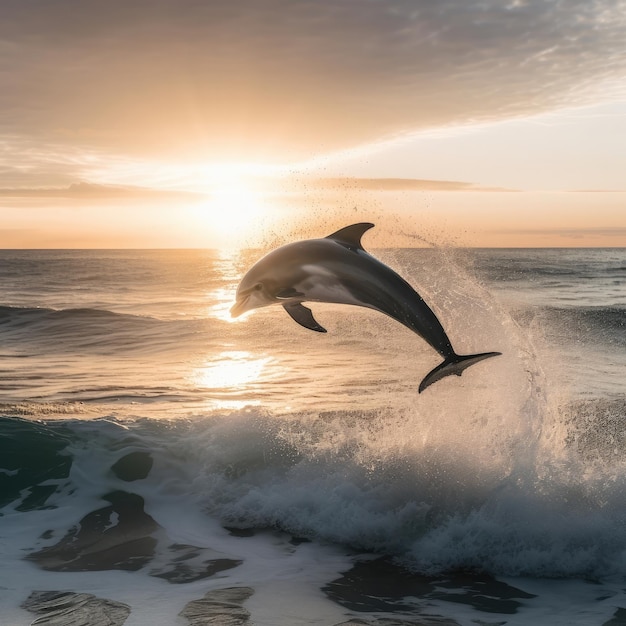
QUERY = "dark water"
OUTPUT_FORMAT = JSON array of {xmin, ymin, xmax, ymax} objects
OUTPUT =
[{"xmin": 0, "ymin": 247, "xmax": 624, "ymax": 625}]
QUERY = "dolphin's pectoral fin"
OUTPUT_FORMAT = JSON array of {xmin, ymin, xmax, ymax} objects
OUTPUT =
[
  {"xmin": 283, "ymin": 303, "xmax": 327, "ymax": 333},
  {"xmin": 418, "ymin": 351, "xmax": 501, "ymax": 393},
  {"xmin": 326, "ymin": 223, "xmax": 375, "ymax": 251},
  {"xmin": 275, "ymin": 287, "xmax": 305, "ymax": 299}
]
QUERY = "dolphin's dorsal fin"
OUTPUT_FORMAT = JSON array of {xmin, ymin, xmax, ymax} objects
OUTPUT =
[{"xmin": 326, "ymin": 223, "xmax": 374, "ymax": 250}]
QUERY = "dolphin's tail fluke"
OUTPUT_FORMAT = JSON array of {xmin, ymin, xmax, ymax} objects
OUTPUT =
[{"xmin": 418, "ymin": 351, "xmax": 501, "ymax": 393}]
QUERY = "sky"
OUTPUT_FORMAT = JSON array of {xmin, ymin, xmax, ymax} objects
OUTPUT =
[{"xmin": 1, "ymin": 0, "xmax": 625, "ymax": 248}]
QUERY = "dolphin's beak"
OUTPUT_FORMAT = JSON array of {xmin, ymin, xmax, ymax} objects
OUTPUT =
[{"xmin": 230, "ymin": 296, "xmax": 249, "ymax": 318}]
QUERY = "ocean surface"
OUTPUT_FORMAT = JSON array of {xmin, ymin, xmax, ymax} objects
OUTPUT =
[{"xmin": 0, "ymin": 246, "xmax": 624, "ymax": 625}]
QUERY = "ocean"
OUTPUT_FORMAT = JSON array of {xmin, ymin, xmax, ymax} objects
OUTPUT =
[{"xmin": 0, "ymin": 246, "xmax": 624, "ymax": 625}]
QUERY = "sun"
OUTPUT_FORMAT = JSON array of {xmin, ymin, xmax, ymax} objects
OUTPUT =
[
  {"xmin": 191, "ymin": 164, "xmax": 277, "ymax": 246},
  {"xmin": 211, "ymin": 185, "xmax": 264, "ymax": 234},
  {"xmin": 196, "ymin": 182, "xmax": 266, "ymax": 244}
]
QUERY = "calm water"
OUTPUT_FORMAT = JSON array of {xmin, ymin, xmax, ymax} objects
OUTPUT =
[{"xmin": 0, "ymin": 247, "xmax": 625, "ymax": 625}]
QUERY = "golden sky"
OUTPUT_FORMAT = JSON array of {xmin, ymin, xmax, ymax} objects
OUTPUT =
[{"xmin": 0, "ymin": 0, "xmax": 625, "ymax": 248}]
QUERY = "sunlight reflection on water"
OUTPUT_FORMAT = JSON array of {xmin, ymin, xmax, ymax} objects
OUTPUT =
[
  {"xmin": 194, "ymin": 351, "xmax": 272, "ymax": 388},
  {"xmin": 206, "ymin": 288, "xmax": 240, "ymax": 322},
  {"xmin": 205, "ymin": 248, "xmax": 251, "ymax": 322},
  {"xmin": 190, "ymin": 350, "xmax": 286, "ymax": 411}
]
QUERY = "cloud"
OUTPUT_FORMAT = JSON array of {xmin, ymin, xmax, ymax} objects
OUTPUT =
[
  {"xmin": 306, "ymin": 177, "xmax": 515, "ymax": 192},
  {"xmin": 1, "ymin": 0, "xmax": 625, "ymax": 164},
  {"xmin": 0, "ymin": 182, "xmax": 202, "ymax": 200},
  {"xmin": 494, "ymin": 226, "xmax": 626, "ymax": 240},
  {"xmin": 568, "ymin": 189, "xmax": 626, "ymax": 193},
  {"xmin": 0, "ymin": 177, "xmax": 510, "ymax": 199}
]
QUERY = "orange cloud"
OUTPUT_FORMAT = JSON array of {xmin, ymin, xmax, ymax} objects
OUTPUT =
[
  {"xmin": 305, "ymin": 178, "xmax": 515, "ymax": 192},
  {"xmin": 0, "ymin": 183, "xmax": 202, "ymax": 200}
]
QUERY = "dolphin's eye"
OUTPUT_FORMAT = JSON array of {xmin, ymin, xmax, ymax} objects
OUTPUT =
[{"xmin": 254, "ymin": 283, "xmax": 263, "ymax": 291}]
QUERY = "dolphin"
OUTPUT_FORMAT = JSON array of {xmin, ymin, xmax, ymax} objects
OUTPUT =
[{"xmin": 231, "ymin": 223, "xmax": 501, "ymax": 392}]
